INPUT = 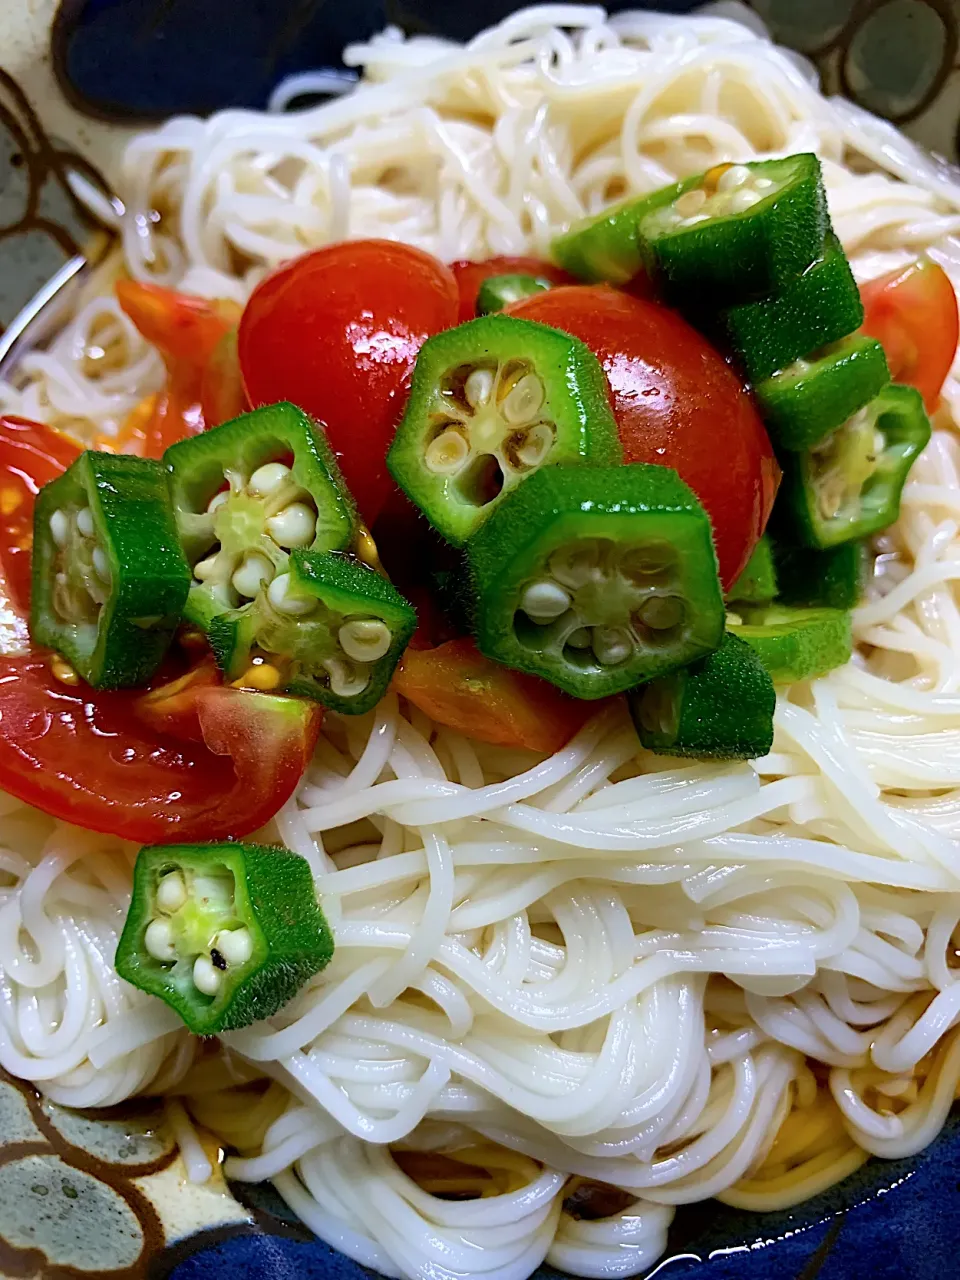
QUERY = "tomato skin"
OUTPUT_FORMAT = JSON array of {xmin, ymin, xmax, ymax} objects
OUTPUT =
[
  {"xmin": 509, "ymin": 285, "xmax": 779, "ymax": 588},
  {"xmin": 860, "ymin": 259, "xmax": 959, "ymax": 411},
  {"xmin": 393, "ymin": 637, "xmax": 596, "ymax": 753},
  {"xmin": 449, "ymin": 256, "xmax": 574, "ymax": 323},
  {"xmin": 0, "ymin": 417, "xmax": 80, "ymax": 613},
  {"xmin": 238, "ymin": 240, "xmax": 460, "ymax": 525}
]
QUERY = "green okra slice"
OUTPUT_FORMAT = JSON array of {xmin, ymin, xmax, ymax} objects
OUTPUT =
[
  {"xmin": 637, "ymin": 155, "xmax": 829, "ymax": 304},
  {"xmin": 551, "ymin": 177, "xmax": 696, "ymax": 284},
  {"xmin": 777, "ymin": 383, "xmax": 931, "ymax": 549},
  {"xmin": 726, "ymin": 604, "xmax": 852, "ymax": 683},
  {"xmin": 115, "ymin": 842, "xmax": 333, "ymax": 1036},
  {"xmin": 722, "ymin": 234, "xmax": 864, "ymax": 384},
  {"xmin": 726, "ymin": 536, "xmax": 778, "ymax": 605},
  {"xmin": 467, "ymin": 464, "xmax": 724, "ymax": 699},
  {"xmin": 30, "ymin": 452, "xmax": 190, "ymax": 689},
  {"xmin": 772, "ymin": 539, "xmax": 866, "ymax": 611},
  {"xmin": 387, "ymin": 314, "xmax": 622, "ymax": 547},
  {"xmin": 476, "ymin": 273, "xmax": 554, "ymax": 314},
  {"xmin": 754, "ymin": 335, "xmax": 890, "ymax": 453},
  {"xmin": 164, "ymin": 401, "xmax": 356, "ymax": 644},
  {"xmin": 209, "ymin": 550, "xmax": 416, "ymax": 714},
  {"xmin": 629, "ymin": 632, "xmax": 775, "ymax": 760}
]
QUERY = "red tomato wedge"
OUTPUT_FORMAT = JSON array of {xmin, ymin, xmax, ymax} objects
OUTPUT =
[
  {"xmin": 114, "ymin": 280, "xmax": 244, "ymax": 456},
  {"xmin": 509, "ymin": 285, "xmax": 779, "ymax": 589},
  {"xmin": 449, "ymin": 255, "xmax": 574, "ymax": 323},
  {"xmin": 238, "ymin": 240, "xmax": 460, "ymax": 525},
  {"xmin": 0, "ymin": 417, "xmax": 319, "ymax": 842},
  {"xmin": 393, "ymin": 637, "xmax": 596, "ymax": 754},
  {"xmin": 860, "ymin": 259, "xmax": 959, "ymax": 411}
]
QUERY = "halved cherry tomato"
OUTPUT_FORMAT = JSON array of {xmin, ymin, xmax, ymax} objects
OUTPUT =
[
  {"xmin": 860, "ymin": 259, "xmax": 959, "ymax": 411},
  {"xmin": 0, "ymin": 418, "xmax": 319, "ymax": 842},
  {"xmin": 509, "ymin": 285, "xmax": 779, "ymax": 589},
  {"xmin": 114, "ymin": 280, "xmax": 244, "ymax": 456},
  {"xmin": 201, "ymin": 328, "xmax": 247, "ymax": 428},
  {"xmin": 449, "ymin": 255, "xmax": 574, "ymax": 323},
  {"xmin": 0, "ymin": 416, "xmax": 80, "ymax": 612},
  {"xmin": 393, "ymin": 637, "xmax": 596, "ymax": 754},
  {"xmin": 238, "ymin": 240, "xmax": 460, "ymax": 525}
]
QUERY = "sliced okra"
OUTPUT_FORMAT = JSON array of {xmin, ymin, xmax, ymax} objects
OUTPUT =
[
  {"xmin": 115, "ymin": 841, "xmax": 334, "ymax": 1035},
  {"xmin": 777, "ymin": 383, "xmax": 930, "ymax": 548},
  {"xmin": 725, "ymin": 535, "xmax": 778, "ymax": 605},
  {"xmin": 754, "ymin": 334, "xmax": 890, "ymax": 453},
  {"xmin": 726, "ymin": 604, "xmax": 852, "ymax": 683},
  {"xmin": 209, "ymin": 550, "xmax": 416, "ymax": 714},
  {"xmin": 387, "ymin": 314, "xmax": 622, "ymax": 547},
  {"xmin": 772, "ymin": 538, "xmax": 866, "ymax": 611},
  {"xmin": 467, "ymin": 464, "xmax": 724, "ymax": 699},
  {"xmin": 30, "ymin": 452, "xmax": 190, "ymax": 689},
  {"xmin": 164, "ymin": 401, "xmax": 356, "ymax": 652},
  {"xmin": 637, "ymin": 154, "xmax": 829, "ymax": 303},
  {"xmin": 476, "ymin": 273, "xmax": 554, "ymax": 314},
  {"xmin": 721, "ymin": 234, "xmax": 864, "ymax": 384},
  {"xmin": 630, "ymin": 632, "xmax": 775, "ymax": 760},
  {"xmin": 551, "ymin": 177, "xmax": 696, "ymax": 284}
]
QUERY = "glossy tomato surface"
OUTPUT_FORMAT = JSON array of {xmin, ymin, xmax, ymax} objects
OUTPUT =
[
  {"xmin": 449, "ymin": 255, "xmax": 574, "ymax": 323},
  {"xmin": 860, "ymin": 259, "xmax": 959, "ymax": 411},
  {"xmin": 239, "ymin": 239, "xmax": 460, "ymax": 525},
  {"xmin": 510, "ymin": 285, "xmax": 779, "ymax": 588}
]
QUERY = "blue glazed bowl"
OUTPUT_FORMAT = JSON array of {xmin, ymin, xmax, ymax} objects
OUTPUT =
[{"xmin": 1, "ymin": 3, "xmax": 959, "ymax": 1277}]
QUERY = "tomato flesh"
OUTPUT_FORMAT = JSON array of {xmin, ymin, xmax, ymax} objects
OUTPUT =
[
  {"xmin": 239, "ymin": 240, "xmax": 460, "ymax": 525},
  {"xmin": 860, "ymin": 259, "xmax": 959, "ymax": 411},
  {"xmin": 393, "ymin": 637, "xmax": 596, "ymax": 754},
  {"xmin": 449, "ymin": 255, "xmax": 574, "ymax": 323},
  {"xmin": 509, "ymin": 285, "xmax": 779, "ymax": 588}
]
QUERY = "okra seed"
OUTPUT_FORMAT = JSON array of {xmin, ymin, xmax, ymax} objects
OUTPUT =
[
  {"xmin": 214, "ymin": 927, "xmax": 254, "ymax": 966},
  {"xmin": 339, "ymin": 618, "xmax": 391, "ymax": 663},
  {"xmin": 76, "ymin": 507, "xmax": 95, "ymax": 539},
  {"xmin": 464, "ymin": 367, "xmax": 495, "ymax": 409},
  {"xmin": 592, "ymin": 626, "xmax": 632, "ymax": 666},
  {"xmin": 232, "ymin": 552, "xmax": 274, "ymax": 599},
  {"xmin": 567, "ymin": 627, "xmax": 591, "ymax": 648},
  {"xmin": 515, "ymin": 423, "xmax": 553, "ymax": 468},
  {"xmin": 50, "ymin": 509, "xmax": 69, "ymax": 548},
  {"xmin": 717, "ymin": 164, "xmax": 751, "ymax": 192},
  {"xmin": 156, "ymin": 871, "xmax": 187, "ymax": 913},
  {"xmin": 728, "ymin": 187, "xmax": 762, "ymax": 214},
  {"xmin": 549, "ymin": 544, "xmax": 599, "ymax": 589},
  {"xmin": 193, "ymin": 554, "xmax": 220, "ymax": 583},
  {"xmin": 267, "ymin": 572, "xmax": 315, "ymax": 615},
  {"xmin": 325, "ymin": 656, "xmax": 370, "ymax": 698},
  {"xmin": 501, "ymin": 373, "xmax": 545, "ymax": 426},
  {"xmin": 207, "ymin": 490, "xmax": 229, "ymax": 514},
  {"xmin": 248, "ymin": 461, "xmax": 292, "ymax": 496},
  {"xmin": 640, "ymin": 595, "xmax": 685, "ymax": 630},
  {"xmin": 425, "ymin": 429, "xmax": 469, "ymax": 475},
  {"xmin": 92, "ymin": 547, "xmax": 111, "ymax": 580},
  {"xmin": 193, "ymin": 955, "xmax": 222, "ymax": 996},
  {"xmin": 521, "ymin": 580, "xmax": 571, "ymax": 622},
  {"xmin": 144, "ymin": 919, "xmax": 176, "ymax": 962},
  {"xmin": 675, "ymin": 188, "xmax": 707, "ymax": 218},
  {"xmin": 754, "ymin": 177, "xmax": 774, "ymax": 190},
  {"xmin": 265, "ymin": 502, "xmax": 317, "ymax": 549}
]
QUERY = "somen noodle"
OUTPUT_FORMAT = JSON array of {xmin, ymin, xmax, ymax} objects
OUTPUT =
[{"xmin": 3, "ymin": 6, "xmax": 960, "ymax": 1277}]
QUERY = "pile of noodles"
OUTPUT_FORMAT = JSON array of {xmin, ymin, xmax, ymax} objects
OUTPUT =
[{"xmin": 4, "ymin": 6, "xmax": 960, "ymax": 1277}]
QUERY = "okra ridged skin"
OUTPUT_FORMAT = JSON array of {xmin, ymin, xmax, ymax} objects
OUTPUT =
[
  {"xmin": 387, "ymin": 314, "xmax": 623, "ymax": 547},
  {"xmin": 630, "ymin": 632, "xmax": 775, "ymax": 760},
  {"xmin": 640, "ymin": 155, "xmax": 829, "ymax": 306},
  {"xmin": 725, "ymin": 535, "xmax": 778, "ymax": 605},
  {"xmin": 551, "ymin": 177, "xmax": 695, "ymax": 284},
  {"xmin": 31, "ymin": 452, "xmax": 190, "ymax": 689},
  {"xmin": 754, "ymin": 335, "xmax": 890, "ymax": 453},
  {"xmin": 727, "ymin": 605, "xmax": 852, "ymax": 683},
  {"xmin": 467, "ymin": 463, "xmax": 725, "ymax": 699},
  {"xmin": 772, "ymin": 539, "xmax": 866, "ymax": 611},
  {"xmin": 721, "ymin": 234, "xmax": 864, "ymax": 384},
  {"xmin": 115, "ymin": 842, "xmax": 334, "ymax": 1036}
]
